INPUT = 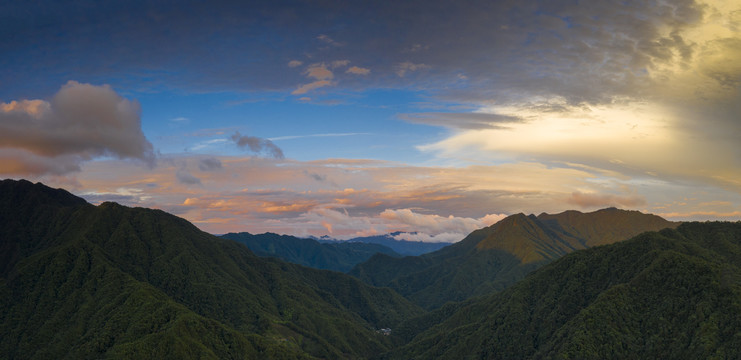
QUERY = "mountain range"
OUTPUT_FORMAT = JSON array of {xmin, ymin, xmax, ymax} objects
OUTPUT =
[
  {"xmin": 390, "ymin": 221, "xmax": 741, "ymax": 359},
  {"xmin": 221, "ymin": 232, "xmax": 400, "ymax": 273},
  {"xmin": 0, "ymin": 179, "xmax": 423, "ymax": 359},
  {"xmin": 317, "ymin": 233, "xmax": 452, "ymax": 256},
  {"xmin": 3, "ymin": 179, "xmax": 740, "ymax": 359},
  {"xmin": 350, "ymin": 208, "xmax": 678, "ymax": 309}
]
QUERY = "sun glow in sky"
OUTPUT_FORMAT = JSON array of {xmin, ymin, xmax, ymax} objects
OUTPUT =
[{"xmin": 2, "ymin": 0, "xmax": 740, "ymax": 241}]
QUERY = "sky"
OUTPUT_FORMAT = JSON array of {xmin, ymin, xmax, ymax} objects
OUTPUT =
[{"xmin": 2, "ymin": 0, "xmax": 740, "ymax": 241}]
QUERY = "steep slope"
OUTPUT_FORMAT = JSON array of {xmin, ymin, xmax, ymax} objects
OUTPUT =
[
  {"xmin": 390, "ymin": 222, "xmax": 741, "ymax": 359},
  {"xmin": 0, "ymin": 180, "xmax": 423, "ymax": 359},
  {"xmin": 350, "ymin": 208, "xmax": 677, "ymax": 309},
  {"xmin": 221, "ymin": 232, "xmax": 400, "ymax": 272}
]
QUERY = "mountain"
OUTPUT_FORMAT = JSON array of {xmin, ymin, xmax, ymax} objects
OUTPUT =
[
  {"xmin": 0, "ymin": 179, "xmax": 424, "ymax": 359},
  {"xmin": 390, "ymin": 221, "xmax": 741, "ymax": 359},
  {"xmin": 319, "ymin": 233, "xmax": 452, "ymax": 256},
  {"xmin": 221, "ymin": 232, "xmax": 400, "ymax": 272},
  {"xmin": 350, "ymin": 208, "xmax": 678, "ymax": 309}
]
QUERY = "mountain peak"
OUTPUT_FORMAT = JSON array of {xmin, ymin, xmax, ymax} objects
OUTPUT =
[
  {"xmin": 0, "ymin": 179, "xmax": 88, "ymax": 208},
  {"xmin": 472, "ymin": 208, "xmax": 678, "ymax": 263}
]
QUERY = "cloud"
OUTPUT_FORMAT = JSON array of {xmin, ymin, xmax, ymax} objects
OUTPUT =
[
  {"xmin": 304, "ymin": 170, "xmax": 327, "ymax": 182},
  {"xmin": 316, "ymin": 34, "xmax": 343, "ymax": 47},
  {"xmin": 566, "ymin": 191, "xmax": 646, "ymax": 209},
  {"xmin": 0, "ymin": 81, "xmax": 155, "ymax": 176},
  {"xmin": 269, "ymin": 132, "xmax": 369, "ymax": 141},
  {"xmin": 230, "ymin": 131, "xmax": 284, "ymax": 159},
  {"xmin": 379, "ymin": 208, "xmax": 501, "ymax": 236},
  {"xmin": 292, "ymin": 80, "xmax": 334, "ymax": 95},
  {"xmin": 346, "ymin": 66, "xmax": 370, "ymax": 75},
  {"xmin": 51, "ymin": 152, "xmax": 741, "ymax": 238},
  {"xmin": 400, "ymin": 112, "xmax": 524, "ymax": 130},
  {"xmin": 305, "ymin": 64, "xmax": 334, "ymax": 80},
  {"xmin": 331, "ymin": 60, "xmax": 350, "ymax": 68},
  {"xmin": 392, "ymin": 232, "xmax": 467, "ymax": 243},
  {"xmin": 176, "ymin": 165, "xmax": 201, "ymax": 185},
  {"xmin": 396, "ymin": 62, "xmax": 431, "ymax": 77},
  {"xmin": 198, "ymin": 157, "xmax": 222, "ymax": 171},
  {"xmin": 287, "ymin": 60, "xmax": 303, "ymax": 68}
]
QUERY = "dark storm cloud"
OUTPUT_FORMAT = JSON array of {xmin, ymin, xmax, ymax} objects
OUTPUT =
[{"xmin": 0, "ymin": 81, "xmax": 155, "ymax": 176}]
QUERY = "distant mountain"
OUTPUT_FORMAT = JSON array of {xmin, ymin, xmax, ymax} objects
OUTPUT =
[
  {"xmin": 390, "ymin": 221, "xmax": 741, "ymax": 359},
  {"xmin": 0, "ymin": 179, "xmax": 423, "ymax": 359},
  {"xmin": 318, "ymin": 233, "xmax": 452, "ymax": 256},
  {"xmin": 221, "ymin": 232, "xmax": 400, "ymax": 272},
  {"xmin": 350, "ymin": 208, "xmax": 678, "ymax": 309}
]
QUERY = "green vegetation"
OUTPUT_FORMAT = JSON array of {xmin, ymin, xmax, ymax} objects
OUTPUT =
[
  {"xmin": 389, "ymin": 222, "xmax": 741, "ymax": 359},
  {"xmin": 350, "ymin": 209, "xmax": 677, "ymax": 309},
  {"xmin": 0, "ymin": 179, "xmax": 423, "ymax": 359},
  {"xmin": 222, "ymin": 232, "xmax": 400, "ymax": 273},
  {"xmin": 4, "ymin": 179, "xmax": 739, "ymax": 359}
]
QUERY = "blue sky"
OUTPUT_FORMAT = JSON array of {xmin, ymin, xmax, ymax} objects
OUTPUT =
[{"xmin": 2, "ymin": 0, "xmax": 740, "ymax": 240}]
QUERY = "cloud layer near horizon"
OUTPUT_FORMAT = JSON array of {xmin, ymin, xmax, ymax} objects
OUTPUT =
[
  {"xmin": 31, "ymin": 154, "xmax": 735, "ymax": 242},
  {"xmin": 2, "ymin": 0, "xmax": 740, "ymax": 239}
]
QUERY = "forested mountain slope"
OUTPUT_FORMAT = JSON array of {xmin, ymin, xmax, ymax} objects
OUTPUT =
[
  {"xmin": 390, "ymin": 221, "xmax": 741, "ymax": 359},
  {"xmin": 0, "ymin": 179, "xmax": 423, "ymax": 359},
  {"xmin": 350, "ymin": 208, "xmax": 677, "ymax": 309}
]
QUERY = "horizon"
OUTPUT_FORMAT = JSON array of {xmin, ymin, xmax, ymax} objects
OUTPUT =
[{"xmin": 2, "ymin": 0, "xmax": 740, "ymax": 242}]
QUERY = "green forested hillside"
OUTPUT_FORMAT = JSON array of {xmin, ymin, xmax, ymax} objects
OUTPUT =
[
  {"xmin": 0, "ymin": 179, "xmax": 423, "ymax": 359},
  {"xmin": 221, "ymin": 232, "xmax": 400, "ymax": 272},
  {"xmin": 350, "ymin": 208, "xmax": 677, "ymax": 309},
  {"xmin": 390, "ymin": 221, "xmax": 741, "ymax": 359}
]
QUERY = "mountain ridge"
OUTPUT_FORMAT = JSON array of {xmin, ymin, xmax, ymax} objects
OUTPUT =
[
  {"xmin": 221, "ymin": 232, "xmax": 400, "ymax": 272},
  {"xmin": 350, "ymin": 208, "xmax": 678, "ymax": 309},
  {"xmin": 390, "ymin": 221, "xmax": 741, "ymax": 359},
  {"xmin": 317, "ymin": 233, "xmax": 452, "ymax": 256},
  {"xmin": 0, "ymin": 179, "xmax": 424, "ymax": 359}
]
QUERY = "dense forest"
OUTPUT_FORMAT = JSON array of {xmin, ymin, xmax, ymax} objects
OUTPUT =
[
  {"xmin": 2, "ymin": 179, "xmax": 739, "ymax": 359},
  {"xmin": 0, "ymin": 180, "xmax": 422, "ymax": 359},
  {"xmin": 390, "ymin": 222, "xmax": 741, "ymax": 359},
  {"xmin": 350, "ymin": 209, "xmax": 677, "ymax": 309}
]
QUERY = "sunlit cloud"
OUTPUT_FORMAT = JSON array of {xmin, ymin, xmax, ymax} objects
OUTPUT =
[
  {"xmin": 346, "ymin": 66, "xmax": 370, "ymax": 75},
  {"xmin": 292, "ymin": 80, "xmax": 334, "ymax": 95}
]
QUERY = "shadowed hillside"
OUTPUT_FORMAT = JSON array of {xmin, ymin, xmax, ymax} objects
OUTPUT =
[
  {"xmin": 0, "ymin": 179, "xmax": 423, "ymax": 359},
  {"xmin": 390, "ymin": 221, "xmax": 741, "ymax": 359}
]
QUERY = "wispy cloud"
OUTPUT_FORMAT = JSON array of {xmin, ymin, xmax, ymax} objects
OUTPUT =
[
  {"xmin": 53, "ymin": 154, "xmax": 734, "ymax": 240},
  {"xmin": 269, "ymin": 133, "xmax": 370, "ymax": 141}
]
